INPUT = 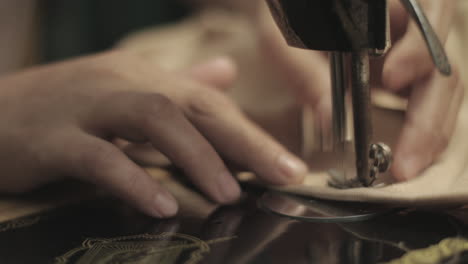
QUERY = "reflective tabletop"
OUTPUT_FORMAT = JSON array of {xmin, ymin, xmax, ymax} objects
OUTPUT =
[{"xmin": 1, "ymin": 183, "xmax": 468, "ymax": 264}]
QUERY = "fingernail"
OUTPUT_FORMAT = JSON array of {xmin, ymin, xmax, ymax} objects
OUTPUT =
[
  {"xmin": 217, "ymin": 171, "xmax": 241, "ymax": 203},
  {"xmin": 154, "ymin": 191, "xmax": 178, "ymax": 218},
  {"xmin": 278, "ymin": 154, "xmax": 308, "ymax": 183}
]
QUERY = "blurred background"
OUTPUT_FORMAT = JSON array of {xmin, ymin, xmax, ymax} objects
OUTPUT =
[
  {"xmin": 0, "ymin": 0, "xmax": 202, "ymax": 75},
  {"xmin": 41, "ymin": 0, "xmax": 189, "ymax": 62},
  {"xmin": 0, "ymin": 0, "xmax": 255, "ymax": 74}
]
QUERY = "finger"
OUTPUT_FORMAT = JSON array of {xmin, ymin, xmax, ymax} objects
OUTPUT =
[
  {"xmin": 182, "ymin": 87, "xmax": 308, "ymax": 185},
  {"xmin": 61, "ymin": 133, "xmax": 178, "ymax": 218},
  {"xmin": 185, "ymin": 56, "xmax": 238, "ymax": 90},
  {"xmin": 443, "ymin": 77, "xmax": 464, "ymax": 138},
  {"xmin": 122, "ymin": 142, "xmax": 171, "ymax": 167},
  {"xmin": 388, "ymin": 0, "xmax": 410, "ymax": 42},
  {"xmin": 93, "ymin": 92, "xmax": 241, "ymax": 204},
  {"xmin": 391, "ymin": 69, "xmax": 461, "ymax": 181},
  {"xmin": 383, "ymin": 0, "xmax": 455, "ymax": 92},
  {"xmin": 113, "ymin": 138, "xmax": 170, "ymax": 167}
]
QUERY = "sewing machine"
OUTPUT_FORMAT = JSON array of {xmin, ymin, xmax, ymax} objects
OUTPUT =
[{"xmin": 264, "ymin": 0, "xmax": 451, "ymax": 187}]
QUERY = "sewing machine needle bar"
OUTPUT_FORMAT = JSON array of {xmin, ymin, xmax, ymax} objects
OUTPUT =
[
  {"xmin": 330, "ymin": 52, "xmax": 347, "ymax": 150},
  {"xmin": 351, "ymin": 51, "xmax": 373, "ymax": 187}
]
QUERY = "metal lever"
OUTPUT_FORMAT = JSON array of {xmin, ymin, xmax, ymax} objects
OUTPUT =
[{"xmin": 400, "ymin": 0, "xmax": 451, "ymax": 75}]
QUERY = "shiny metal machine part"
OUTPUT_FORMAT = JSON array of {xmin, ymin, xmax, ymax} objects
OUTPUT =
[
  {"xmin": 266, "ymin": 0, "xmax": 451, "ymax": 188},
  {"xmin": 258, "ymin": 191, "xmax": 397, "ymax": 223}
]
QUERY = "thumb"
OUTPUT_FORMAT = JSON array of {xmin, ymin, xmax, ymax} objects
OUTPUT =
[
  {"xmin": 186, "ymin": 56, "xmax": 238, "ymax": 90},
  {"xmin": 382, "ymin": 0, "xmax": 454, "ymax": 92},
  {"xmin": 382, "ymin": 23, "xmax": 434, "ymax": 92}
]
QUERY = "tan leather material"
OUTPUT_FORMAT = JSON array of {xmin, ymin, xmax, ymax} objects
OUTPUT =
[
  {"xmin": 273, "ymin": 100, "xmax": 468, "ymax": 206},
  {"xmin": 119, "ymin": 1, "xmax": 468, "ymax": 207}
]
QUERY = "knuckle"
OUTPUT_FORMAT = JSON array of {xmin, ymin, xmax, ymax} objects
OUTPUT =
[
  {"xmin": 185, "ymin": 89, "xmax": 236, "ymax": 120},
  {"xmin": 458, "ymin": 77, "xmax": 465, "ymax": 96},
  {"xmin": 96, "ymin": 50, "xmax": 141, "ymax": 67},
  {"xmin": 123, "ymin": 171, "xmax": 140, "ymax": 199},
  {"xmin": 451, "ymin": 64, "xmax": 460, "ymax": 80},
  {"xmin": 452, "ymin": 75, "xmax": 465, "ymax": 105},
  {"xmin": 189, "ymin": 142, "xmax": 218, "ymax": 161},
  {"xmin": 140, "ymin": 93, "xmax": 177, "ymax": 121},
  {"xmin": 452, "ymin": 66, "xmax": 465, "ymax": 100},
  {"xmin": 425, "ymin": 129, "xmax": 449, "ymax": 156},
  {"xmin": 450, "ymin": 66, "xmax": 461, "ymax": 90},
  {"xmin": 80, "ymin": 144, "xmax": 117, "ymax": 178},
  {"xmin": 86, "ymin": 64, "xmax": 130, "ymax": 84},
  {"xmin": 405, "ymin": 119, "xmax": 449, "ymax": 157},
  {"xmin": 459, "ymin": 83, "xmax": 465, "ymax": 101},
  {"xmin": 170, "ymin": 138, "xmax": 218, "ymax": 169},
  {"xmin": 84, "ymin": 51, "xmax": 148, "ymax": 83},
  {"xmin": 436, "ymin": 132, "xmax": 450, "ymax": 154}
]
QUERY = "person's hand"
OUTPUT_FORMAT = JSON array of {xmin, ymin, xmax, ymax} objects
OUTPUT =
[
  {"xmin": 0, "ymin": 50, "xmax": 308, "ymax": 218},
  {"xmin": 377, "ymin": 0, "xmax": 463, "ymax": 181},
  {"xmin": 253, "ymin": 0, "xmax": 464, "ymax": 182}
]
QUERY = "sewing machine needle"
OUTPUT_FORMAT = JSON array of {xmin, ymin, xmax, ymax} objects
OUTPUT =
[{"xmin": 351, "ymin": 51, "xmax": 373, "ymax": 187}]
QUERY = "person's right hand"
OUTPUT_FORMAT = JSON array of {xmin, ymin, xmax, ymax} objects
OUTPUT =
[
  {"xmin": 0, "ymin": 50, "xmax": 308, "ymax": 218},
  {"xmin": 376, "ymin": 0, "xmax": 463, "ymax": 182},
  {"xmin": 253, "ymin": 0, "xmax": 463, "ymax": 183}
]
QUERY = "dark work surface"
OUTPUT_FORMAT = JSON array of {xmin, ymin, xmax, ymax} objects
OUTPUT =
[{"xmin": 1, "ymin": 187, "xmax": 468, "ymax": 264}]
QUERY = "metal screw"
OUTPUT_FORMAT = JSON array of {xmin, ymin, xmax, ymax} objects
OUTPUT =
[{"xmin": 369, "ymin": 143, "xmax": 392, "ymax": 175}]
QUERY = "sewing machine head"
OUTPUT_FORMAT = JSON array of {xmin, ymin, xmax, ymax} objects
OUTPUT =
[
  {"xmin": 265, "ymin": 0, "xmax": 451, "ymax": 187},
  {"xmin": 265, "ymin": 0, "xmax": 390, "ymax": 53}
]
